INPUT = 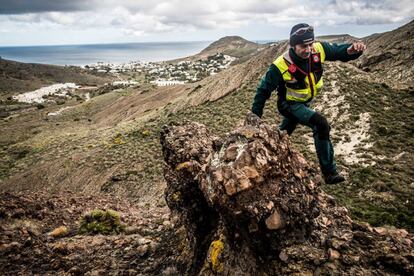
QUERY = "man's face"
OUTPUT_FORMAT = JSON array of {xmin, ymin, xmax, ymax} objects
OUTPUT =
[{"xmin": 294, "ymin": 42, "xmax": 314, "ymax": 59}]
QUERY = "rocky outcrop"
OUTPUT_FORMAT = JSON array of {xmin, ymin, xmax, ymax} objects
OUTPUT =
[
  {"xmin": 160, "ymin": 113, "xmax": 414, "ymax": 275},
  {"xmin": 357, "ymin": 20, "xmax": 414, "ymax": 88}
]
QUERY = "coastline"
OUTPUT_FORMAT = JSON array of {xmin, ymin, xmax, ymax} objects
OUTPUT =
[{"xmin": 0, "ymin": 41, "xmax": 213, "ymax": 66}]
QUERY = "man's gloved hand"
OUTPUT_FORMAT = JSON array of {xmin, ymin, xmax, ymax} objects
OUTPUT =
[
  {"xmin": 245, "ymin": 111, "xmax": 261, "ymax": 126},
  {"xmin": 347, "ymin": 41, "xmax": 366, "ymax": 55}
]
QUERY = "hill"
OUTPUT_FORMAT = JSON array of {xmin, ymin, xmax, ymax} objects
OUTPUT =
[
  {"xmin": 0, "ymin": 59, "xmax": 113, "ymax": 98},
  {"xmin": 316, "ymin": 34, "xmax": 359, "ymax": 43},
  {"xmin": 356, "ymin": 19, "xmax": 414, "ymax": 88},
  {"xmin": 169, "ymin": 36, "xmax": 265, "ymax": 64},
  {"xmin": 198, "ymin": 35, "xmax": 262, "ymax": 58},
  {"xmin": 0, "ymin": 20, "xmax": 413, "ymax": 274}
]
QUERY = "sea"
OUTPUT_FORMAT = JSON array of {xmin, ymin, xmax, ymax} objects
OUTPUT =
[
  {"xmin": 0, "ymin": 40, "xmax": 274, "ymax": 66},
  {"xmin": 0, "ymin": 41, "xmax": 213, "ymax": 66}
]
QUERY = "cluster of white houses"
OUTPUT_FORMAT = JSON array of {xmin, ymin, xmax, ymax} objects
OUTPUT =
[{"xmin": 84, "ymin": 53, "xmax": 236, "ymax": 86}]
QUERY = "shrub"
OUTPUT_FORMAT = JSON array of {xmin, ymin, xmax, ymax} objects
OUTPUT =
[{"xmin": 78, "ymin": 209, "xmax": 125, "ymax": 235}]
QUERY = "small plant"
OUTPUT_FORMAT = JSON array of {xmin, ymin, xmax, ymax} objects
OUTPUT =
[
  {"xmin": 78, "ymin": 209, "xmax": 125, "ymax": 235},
  {"xmin": 142, "ymin": 130, "xmax": 151, "ymax": 137}
]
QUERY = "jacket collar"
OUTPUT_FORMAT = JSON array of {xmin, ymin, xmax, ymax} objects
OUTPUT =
[{"xmin": 289, "ymin": 47, "xmax": 309, "ymax": 65}]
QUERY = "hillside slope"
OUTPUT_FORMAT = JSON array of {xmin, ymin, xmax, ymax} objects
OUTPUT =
[
  {"xmin": 198, "ymin": 36, "xmax": 262, "ymax": 58},
  {"xmin": 0, "ymin": 21, "xmax": 413, "ymax": 232},
  {"xmin": 0, "ymin": 59, "xmax": 112, "ymax": 97},
  {"xmin": 356, "ymin": 19, "xmax": 414, "ymax": 88},
  {"xmin": 170, "ymin": 36, "xmax": 265, "ymax": 64},
  {"xmin": 0, "ymin": 41, "xmax": 286, "ymax": 205}
]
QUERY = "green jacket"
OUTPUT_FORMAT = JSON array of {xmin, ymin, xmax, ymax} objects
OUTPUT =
[{"xmin": 251, "ymin": 42, "xmax": 362, "ymax": 117}]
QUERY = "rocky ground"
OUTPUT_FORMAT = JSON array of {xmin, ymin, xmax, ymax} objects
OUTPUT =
[
  {"xmin": 1, "ymin": 22, "xmax": 413, "ymax": 275},
  {"xmin": 2, "ymin": 115, "xmax": 412, "ymax": 275},
  {"xmin": 160, "ymin": 117, "xmax": 414, "ymax": 275},
  {"xmin": 0, "ymin": 191, "xmax": 182, "ymax": 275}
]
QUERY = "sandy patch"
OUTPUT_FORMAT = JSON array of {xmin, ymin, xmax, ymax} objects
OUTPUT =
[
  {"xmin": 334, "ymin": 112, "xmax": 373, "ymax": 164},
  {"xmin": 303, "ymin": 65, "xmax": 374, "ymax": 166},
  {"xmin": 13, "ymin": 83, "xmax": 79, "ymax": 103},
  {"xmin": 47, "ymin": 106, "xmax": 75, "ymax": 116}
]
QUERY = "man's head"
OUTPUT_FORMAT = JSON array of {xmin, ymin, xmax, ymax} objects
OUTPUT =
[{"xmin": 290, "ymin": 23, "xmax": 315, "ymax": 59}]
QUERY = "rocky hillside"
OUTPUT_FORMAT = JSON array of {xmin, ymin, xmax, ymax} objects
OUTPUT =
[
  {"xmin": 199, "ymin": 36, "xmax": 262, "ymax": 58},
  {"xmin": 316, "ymin": 34, "xmax": 359, "ymax": 44},
  {"xmin": 1, "ymin": 20, "xmax": 413, "ymax": 221},
  {"xmin": 1, "ymin": 116, "xmax": 412, "ymax": 275},
  {"xmin": 0, "ymin": 21, "xmax": 413, "ymax": 274},
  {"xmin": 170, "ymin": 36, "xmax": 265, "ymax": 64},
  {"xmin": 356, "ymin": 19, "xmax": 414, "ymax": 88},
  {"xmin": 0, "ymin": 191, "xmax": 176, "ymax": 275},
  {"xmin": 0, "ymin": 41, "xmax": 286, "ymax": 205},
  {"xmin": 0, "ymin": 59, "xmax": 113, "ymax": 98}
]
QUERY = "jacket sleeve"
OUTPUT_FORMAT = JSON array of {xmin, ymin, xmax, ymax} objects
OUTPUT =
[
  {"xmin": 321, "ymin": 41, "xmax": 363, "ymax": 62},
  {"xmin": 251, "ymin": 64, "xmax": 282, "ymax": 118}
]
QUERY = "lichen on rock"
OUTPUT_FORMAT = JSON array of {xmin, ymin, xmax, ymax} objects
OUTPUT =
[{"xmin": 206, "ymin": 234, "xmax": 225, "ymax": 273}]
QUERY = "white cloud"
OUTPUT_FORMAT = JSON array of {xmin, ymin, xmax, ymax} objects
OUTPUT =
[
  {"xmin": 322, "ymin": 0, "xmax": 414, "ymax": 25},
  {"xmin": 0, "ymin": 0, "xmax": 412, "ymax": 44}
]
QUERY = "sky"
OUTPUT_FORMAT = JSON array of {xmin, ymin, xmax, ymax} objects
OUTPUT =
[{"xmin": 0, "ymin": 0, "xmax": 413, "ymax": 46}]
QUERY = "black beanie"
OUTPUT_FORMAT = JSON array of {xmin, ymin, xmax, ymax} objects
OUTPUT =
[{"xmin": 289, "ymin": 23, "xmax": 314, "ymax": 47}]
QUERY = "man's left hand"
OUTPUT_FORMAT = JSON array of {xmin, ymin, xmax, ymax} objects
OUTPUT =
[{"xmin": 347, "ymin": 41, "xmax": 366, "ymax": 55}]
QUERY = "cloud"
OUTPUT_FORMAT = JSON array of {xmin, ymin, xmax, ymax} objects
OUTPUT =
[
  {"xmin": 0, "ymin": 0, "xmax": 94, "ymax": 14},
  {"xmin": 324, "ymin": 0, "xmax": 414, "ymax": 25},
  {"xmin": 0, "ymin": 0, "xmax": 412, "ymax": 39}
]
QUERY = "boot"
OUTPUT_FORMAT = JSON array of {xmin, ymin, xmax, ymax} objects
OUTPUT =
[{"xmin": 323, "ymin": 171, "xmax": 345, "ymax": 184}]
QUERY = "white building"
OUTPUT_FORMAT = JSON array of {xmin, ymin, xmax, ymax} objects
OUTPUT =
[{"xmin": 150, "ymin": 80, "xmax": 186, "ymax": 86}]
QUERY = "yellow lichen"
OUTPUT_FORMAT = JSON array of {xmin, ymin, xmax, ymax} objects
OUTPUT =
[
  {"xmin": 113, "ymin": 137, "xmax": 125, "ymax": 145},
  {"xmin": 209, "ymin": 235, "xmax": 225, "ymax": 273},
  {"xmin": 171, "ymin": 192, "xmax": 181, "ymax": 202},
  {"xmin": 175, "ymin": 161, "xmax": 192, "ymax": 171}
]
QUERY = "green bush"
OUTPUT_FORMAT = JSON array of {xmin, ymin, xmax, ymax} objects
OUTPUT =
[{"xmin": 78, "ymin": 209, "xmax": 125, "ymax": 235}]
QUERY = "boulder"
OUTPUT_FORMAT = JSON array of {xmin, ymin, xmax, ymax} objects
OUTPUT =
[{"xmin": 160, "ymin": 114, "xmax": 414, "ymax": 275}]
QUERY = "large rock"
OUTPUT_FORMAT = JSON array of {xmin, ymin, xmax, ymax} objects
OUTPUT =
[{"xmin": 160, "ymin": 114, "xmax": 414, "ymax": 275}]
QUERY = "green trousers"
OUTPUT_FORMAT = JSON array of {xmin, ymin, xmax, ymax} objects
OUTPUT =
[{"xmin": 277, "ymin": 101, "xmax": 337, "ymax": 174}]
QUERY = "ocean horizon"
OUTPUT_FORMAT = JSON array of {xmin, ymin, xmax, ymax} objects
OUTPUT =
[
  {"xmin": 0, "ymin": 40, "xmax": 274, "ymax": 66},
  {"xmin": 0, "ymin": 41, "xmax": 213, "ymax": 66}
]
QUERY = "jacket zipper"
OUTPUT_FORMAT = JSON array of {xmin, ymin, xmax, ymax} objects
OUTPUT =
[{"xmin": 307, "ymin": 57, "xmax": 314, "ymax": 100}]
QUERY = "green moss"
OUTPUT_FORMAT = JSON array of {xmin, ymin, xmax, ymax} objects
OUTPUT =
[{"xmin": 78, "ymin": 209, "xmax": 125, "ymax": 235}]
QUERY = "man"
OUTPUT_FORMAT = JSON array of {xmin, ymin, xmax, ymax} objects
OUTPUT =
[{"xmin": 251, "ymin": 23, "xmax": 366, "ymax": 184}]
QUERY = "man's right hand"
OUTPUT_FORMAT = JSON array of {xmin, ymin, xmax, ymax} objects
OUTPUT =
[{"xmin": 347, "ymin": 41, "xmax": 366, "ymax": 55}]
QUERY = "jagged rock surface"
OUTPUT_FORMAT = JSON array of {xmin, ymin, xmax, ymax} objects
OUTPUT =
[{"xmin": 160, "ymin": 114, "xmax": 414, "ymax": 275}]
